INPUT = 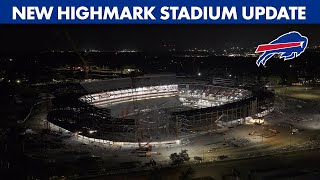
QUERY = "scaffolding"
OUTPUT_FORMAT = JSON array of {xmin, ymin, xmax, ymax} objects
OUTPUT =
[{"xmin": 172, "ymin": 93, "xmax": 272, "ymax": 134}]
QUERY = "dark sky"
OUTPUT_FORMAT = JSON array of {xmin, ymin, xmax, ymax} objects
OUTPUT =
[{"xmin": 1, "ymin": 25, "xmax": 319, "ymax": 52}]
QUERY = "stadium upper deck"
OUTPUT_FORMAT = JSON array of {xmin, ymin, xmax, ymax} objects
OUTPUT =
[{"xmin": 80, "ymin": 74, "xmax": 206, "ymax": 93}]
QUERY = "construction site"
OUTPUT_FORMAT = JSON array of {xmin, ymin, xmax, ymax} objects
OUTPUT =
[{"xmin": 46, "ymin": 74, "xmax": 275, "ymax": 148}]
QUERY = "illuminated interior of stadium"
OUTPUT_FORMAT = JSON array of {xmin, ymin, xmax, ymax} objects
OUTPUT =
[
  {"xmin": 80, "ymin": 85, "xmax": 179, "ymax": 107},
  {"xmin": 80, "ymin": 84, "xmax": 252, "ymax": 109}
]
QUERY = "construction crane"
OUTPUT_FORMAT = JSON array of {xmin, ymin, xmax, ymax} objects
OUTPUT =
[
  {"xmin": 64, "ymin": 31, "xmax": 89, "ymax": 78},
  {"xmin": 135, "ymin": 139, "xmax": 152, "ymax": 152},
  {"xmin": 132, "ymin": 139, "xmax": 160, "ymax": 157}
]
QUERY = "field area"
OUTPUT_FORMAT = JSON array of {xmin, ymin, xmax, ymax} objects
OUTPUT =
[{"xmin": 274, "ymin": 86, "xmax": 320, "ymax": 100}]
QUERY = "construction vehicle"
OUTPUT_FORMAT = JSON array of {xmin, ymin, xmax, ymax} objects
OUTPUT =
[
  {"xmin": 134, "ymin": 139, "xmax": 152, "ymax": 152},
  {"xmin": 136, "ymin": 151, "xmax": 160, "ymax": 157},
  {"xmin": 135, "ymin": 150, "xmax": 160, "ymax": 157},
  {"xmin": 133, "ymin": 139, "xmax": 161, "ymax": 157},
  {"xmin": 145, "ymin": 151, "xmax": 161, "ymax": 157}
]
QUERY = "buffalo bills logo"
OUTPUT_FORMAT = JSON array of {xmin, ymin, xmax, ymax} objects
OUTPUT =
[{"xmin": 255, "ymin": 31, "xmax": 308, "ymax": 67}]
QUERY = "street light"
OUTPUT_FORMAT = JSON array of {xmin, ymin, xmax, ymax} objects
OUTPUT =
[{"xmin": 289, "ymin": 125, "xmax": 293, "ymax": 149}]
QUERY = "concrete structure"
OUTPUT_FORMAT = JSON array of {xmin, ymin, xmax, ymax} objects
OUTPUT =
[{"xmin": 47, "ymin": 75, "xmax": 274, "ymax": 145}]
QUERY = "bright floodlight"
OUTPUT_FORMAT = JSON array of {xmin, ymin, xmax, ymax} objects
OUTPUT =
[{"xmin": 89, "ymin": 130, "xmax": 97, "ymax": 134}]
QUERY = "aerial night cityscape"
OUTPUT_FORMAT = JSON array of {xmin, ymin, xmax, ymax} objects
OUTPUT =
[{"xmin": 2, "ymin": 25, "xmax": 320, "ymax": 179}]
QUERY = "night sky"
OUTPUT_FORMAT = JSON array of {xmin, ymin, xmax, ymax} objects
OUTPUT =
[{"xmin": 1, "ymin": 25, "xmax": 319, "ymax": 52}]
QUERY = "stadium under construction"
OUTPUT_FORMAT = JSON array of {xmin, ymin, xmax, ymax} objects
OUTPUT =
[{"xmin": 46, "ymin": 74, "xmax": 275, "ymax": 146}]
